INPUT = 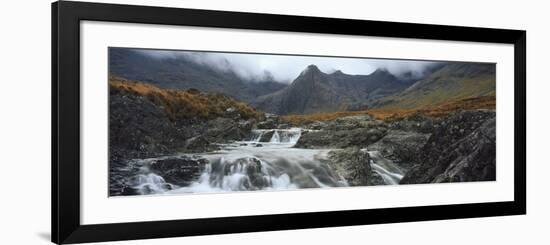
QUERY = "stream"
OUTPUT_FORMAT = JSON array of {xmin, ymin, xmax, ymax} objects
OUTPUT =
[{"xmin": 125, "ymin": 128, "xmax": 405, "ymax": 195}]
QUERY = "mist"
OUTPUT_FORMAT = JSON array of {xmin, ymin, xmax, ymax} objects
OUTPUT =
[{"xmin": 137, "ymin": 49, "xmax": 441, "ymax": 83}]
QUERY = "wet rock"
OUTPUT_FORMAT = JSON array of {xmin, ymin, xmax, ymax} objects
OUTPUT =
[
  {"xmin": 368, "ymin": 130, "xmax": 431, "ymax": 171},
  {"xmin": 206, "ymin": 118, "xmax": 253, "ymax": 142},
  {"xmin": 325, "ymin": 115, "xmax": 374, "ymax": 130},
  {"xmin": 184, "ymin": 136, "xmax": 211, "ymax": 152},
  {"xmin": 109, "ymin": 91, "xmax": 189, "ymax": 160},
  {"xmin": 148, "ymin": 156, "xmax": 208, "ymax": 186},
  {"xmin": 305, "ymin": 121, "xmax": 328, "ymax": 130},
  {"xmin": 369, "ymin": 171, "xmax": 387, "ymax": 186},
  {"xmin": 120, "ymin": 185, "xmax": 139, "ymax": 196},
  {"xmin": 325, "ymin": 147, "xmax": 374, "ymax": 186},
  {"xmin": 209, "ymin": 157, "xmax": 270, "ymax": 190},
  {"xmin": 256, "ymin": 114, "xmax": 280, "ymax": 129},
  {"xmin": 110, "ymin": 88, "xmax": 257, "ymax": 162},
  {"xmin": 387, "ymin": 114, "xmax": 434, "ymax": 134},
  {"xmin": 258, "ymin": 130, "xmax": 275, "ymax": 142},
  {"xmin": 400, "ymin": 110, "xmax": 496, "ymax": 184},
  {"xmin": 294, "ymin": 127, "xmax": 386, "ymax": 149}
]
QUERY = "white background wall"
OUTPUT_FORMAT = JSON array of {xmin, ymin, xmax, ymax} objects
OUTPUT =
[{"xmin": 0, "ymin": 0, "xmax": 548, "ymax": 244}]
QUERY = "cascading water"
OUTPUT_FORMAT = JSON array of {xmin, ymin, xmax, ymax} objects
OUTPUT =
[
  {"xmin": 270, "ymin": 130, "xmax": 281, "ymax": 143},
  {"xmin": 123, "ymin": 128, "xmax": 405, "ymax": 195},
  {"xmin": 367, "ymin": 150, "xmax": 404, "ymax": 185},
  {"xmin": 127, "ymin": 173, "xmax": 177, "ymax": 195},
  {"xmin": 250, "ymin": 128, "xmax": 302, "ymax": 144}
]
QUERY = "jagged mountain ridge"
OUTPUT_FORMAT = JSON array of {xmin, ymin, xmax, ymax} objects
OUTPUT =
[
  {"xmin": 110, "ymin": 48, "xmax": 495, "ymax": 116},
  {"xmin": 253, "ymin": 65, "xmax": 411, "ymax": 115}
]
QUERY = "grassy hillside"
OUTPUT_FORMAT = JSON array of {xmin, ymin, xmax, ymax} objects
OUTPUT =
[
  {"xmin": 109, "ymin": 76, "xmax": 263, "ymax": 120},
  {"xmin": 280, "ymin": 95, "xmax": 495, "ymax": 124},
  {"xmin": 367, "ymin": 95, "xmax": 495, "ymax": 120},
  {"xmin": 374, "ymin": 63, "xmax": 495, "ymax": 109},
  {"xmin": 281, "ymin": 110, "xmax": 371, "ymax": 124}
]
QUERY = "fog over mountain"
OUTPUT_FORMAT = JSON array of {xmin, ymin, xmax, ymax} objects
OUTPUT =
[{"xmin": 136, "ymin": 49, "xmax": 440, "ymax": 82}]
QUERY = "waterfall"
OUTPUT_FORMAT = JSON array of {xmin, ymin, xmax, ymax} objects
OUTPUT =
[
  {"xmin": 252, "ymin": 131, "xmax": 265, "ymax": 142},
  {"xmin": 250, "ymin": 128, "xmax": 303, "ymax": 144},
  {"xmin": 120, "ymin": 128, "xmax": 407, "ymax": 196},
  {"xmin": 128, "ymin": 173, "xmax": 177, "ymax": 195},
  {"xmin": 123, "ymin": 143, "xmax": 348, "ymax": 195},
  {"xmin": 367, "ymin": 150, "xmax": 404, "ymax": 185},
  {"xmin": 270, "ymin": 131, "xmax": 281, "ymax": 143},
  {"xmin": 167, "ymin": 152, "xmax": 346, "ymax": 194}
]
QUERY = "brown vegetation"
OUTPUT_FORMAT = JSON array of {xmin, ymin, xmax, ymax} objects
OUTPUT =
[
  {"xmin": 109, "ymin": 76, "xmax": 263, "ymax": 120},
  {"xmin": 367, "ymin": 96, "xmax": 496, "ymax": 120},
  {"xmin": 281, "ymin": 110, "xmax": 371, "ymax": 124},
  {"xmin": 281, "ymin": 96, "xmax": 495, "ymax": 124}
]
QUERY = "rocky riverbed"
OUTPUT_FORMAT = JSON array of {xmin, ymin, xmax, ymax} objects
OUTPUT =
[
  {"xmin": 110, "ymin": 99, "xmax": 496, "ymax": 196},
  {"xmin": 109, "ymin": 84, "xmax": 496, "ymax": 195}
]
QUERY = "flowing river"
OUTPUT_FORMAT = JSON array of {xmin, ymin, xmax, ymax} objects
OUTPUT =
[{"xmin": 125, "ymin": 128, "xmax": 405, "ymax": 195}]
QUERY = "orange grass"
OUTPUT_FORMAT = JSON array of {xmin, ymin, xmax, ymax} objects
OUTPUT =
[
  {"xmin": 281, "ymin": 96, "xmax": 495, "ymax": 123},
  {"xmin": 281, "ymin": 110, "xmax": 371, "ymax": 124},
  {"xmin": 109, "ymin": 76, "xmax": 263, "ymax": 120},
  {"xmin": 367, "ymin": 96, "xmax": 496, "ymax": 120}
]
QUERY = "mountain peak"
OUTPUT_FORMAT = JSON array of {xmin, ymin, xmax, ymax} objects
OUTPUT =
[
  {"xmin": 299, "ymin": 64, "xmax": 322, "ymax": 75},
  {"xmin": 372, "ymin": 68, "xmax": 389, "ymax": 74},
  {"xmin": 307, "ymin": 64, "xmax": 319, "ymax": 69},
  {"xmin": 370, "ymin": 68, "xmax": 397, "ymax": 79},
  {"xmin": 332, "ymin": 70, "xmax": 345, "ymax": 75}
]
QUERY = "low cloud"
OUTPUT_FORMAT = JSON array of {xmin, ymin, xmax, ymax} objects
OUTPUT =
[{"xmin": 137, "ymin": 49, "xmax": 441, "ymax": 83}]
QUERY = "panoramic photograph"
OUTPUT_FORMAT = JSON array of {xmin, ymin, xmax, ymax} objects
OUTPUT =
[{"xmin": 108, "ymin": 47, "xmax": 496, "ymax": 196}]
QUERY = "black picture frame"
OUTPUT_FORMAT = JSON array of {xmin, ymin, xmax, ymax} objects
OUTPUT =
[{"xmin": 52, "ymin": 1, "xmax": 526, "ymax": 244}]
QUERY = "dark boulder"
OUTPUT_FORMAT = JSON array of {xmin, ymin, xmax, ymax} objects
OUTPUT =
[
  {"xmin": 148, "ymin": 156, "xmax": 208, "ymax": 186},
  {"xmin": 258, "ymin": 130, "xmax": 275, "ymax": 142},
  {"xmin": 184, "ymin": 135, "xmax": 211, "ymax": 153},
  {"xmin": 256, "ymin": 114, "xmax": 280, "ymax": 129},
  {"xmin": 205, "ymin": 118, "xmax": 255, "ymax": 143},
  {"xmin": 400, "ymin": 110, "xmax": 496, "ymax": 184},
  {"xmin": 109, "ymin": 92, "xmax": 189, "ymax": 160},
  {"xmin": 294, "ymin": 127, "xmax": 386, "ymax": 149},
  {"xmin": 325, "ymin": 147, "xmax": 375, "ymax": 186},
  {"xmin": 368, "ymin": 130, "xmax": 431, "ymax": 170},
  {"xmin": 387, "ymin": 114, "xmax": 435, "ymax": 133}
]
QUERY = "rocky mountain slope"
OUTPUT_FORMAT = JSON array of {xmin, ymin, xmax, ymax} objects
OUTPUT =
[
  {"xmin": 109, "ymin": 48, "xmax": 287, "ymax": 102},
  {"xmin": 254, "ymin": 65, "xmax": 410, "ymax": 115}
]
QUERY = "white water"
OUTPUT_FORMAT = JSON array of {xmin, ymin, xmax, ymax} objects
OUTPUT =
[
  {"xmin": 128, "ymin": 128, "xmax": 405, "ymax": 195},
  {"xmin": 127, "ymin": 173, "xmax": 177, "ymax": 195},
  {"xmin": 367, "ymin": 151, "xmax": 404, "ymax": 185},
  {"xmin": 250, "ymin": 128, "xmax": 303, "ymax": 144}
]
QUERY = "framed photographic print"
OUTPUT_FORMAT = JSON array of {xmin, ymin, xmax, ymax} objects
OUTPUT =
[{"xmin": 52, "ymin": 1, "xmax": 526, "ymax": 244}]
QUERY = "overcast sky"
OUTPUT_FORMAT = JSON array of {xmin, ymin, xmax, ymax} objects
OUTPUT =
[{"xmin": 138, "ymin": 49, "xmax": 440, "ymax": 83}]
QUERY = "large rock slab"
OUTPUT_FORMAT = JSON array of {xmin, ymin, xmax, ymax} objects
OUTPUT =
[
  {"xmin": 294, "ymin": 127, "xmax": 386, "ymax": 149},
  {"xmin": 400, "ymin": 110, "xmax": 496, "ymax": 184},
  {"xmin": 324, "ymin": 147, "xmax": 382, "ymax": 186},
  {"xmin": 368, "ymin": 130, "xmax": 431, "ymax": 170}
]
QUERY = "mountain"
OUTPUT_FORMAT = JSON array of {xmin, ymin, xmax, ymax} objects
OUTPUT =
[
  {"xmin": 373, "ymin": 63, "xmax": 496, "ymax": 109},
  {"xmin": 254, "ymin": 65, "xmax": 410, "ymax": 115},
  {"xmin": 109, "ymin": 48, "xmax": 287, "ymax": 102}
]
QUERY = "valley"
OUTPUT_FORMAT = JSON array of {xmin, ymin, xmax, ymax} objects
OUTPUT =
[{"xmin": 108, "ymin": 47, "xmax": 496, "ymax": 196}]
